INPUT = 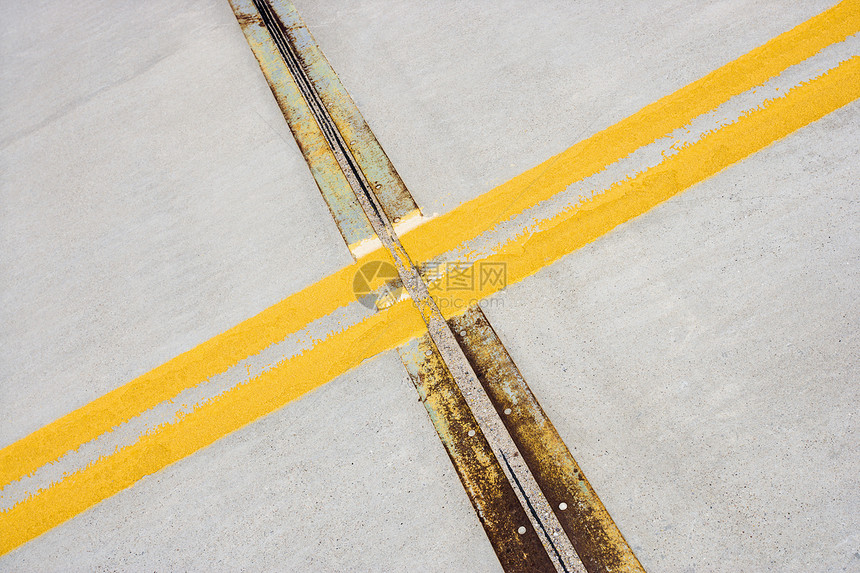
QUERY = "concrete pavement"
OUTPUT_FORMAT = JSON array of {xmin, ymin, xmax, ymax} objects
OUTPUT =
[{"xmin": 1, "ymin": 1, "xmax": 857, "ymax": 570}]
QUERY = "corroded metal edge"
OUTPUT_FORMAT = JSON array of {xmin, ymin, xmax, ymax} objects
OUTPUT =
[
  {"xmin": 399, "ymin": 336, "xmax": 557, "ymax": 573},
  {"xmin": 231, "ymin": 2, "xmax": 642, "ymax": 570},
  {"xmin": 251, "ymin": 0, "xmax": 420, "ymax": 225},
  {"xmin": 450, "ymin": 305, "xmax": 646, "ymax": 573},
  {"xmin": 229, "ymin": 0, "xmax": 375, "ymax": 253}
]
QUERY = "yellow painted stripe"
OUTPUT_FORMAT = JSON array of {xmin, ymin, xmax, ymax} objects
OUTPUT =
[
  {"xmin": 399, "ymin": 0, "xmax": 860, "ymax": 265},
  {"xmin": 2, "ymin": 9, "xmax": 857, "ymax": 554},
  {"xmin": 0, "ymin": 248, "xmax": 394, "ymax": 489},
  {"xmin": 0, "ymin": 299, "xmax": 426, "ymax": 555}
]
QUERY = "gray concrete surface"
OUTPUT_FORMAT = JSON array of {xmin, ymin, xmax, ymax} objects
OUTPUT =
[
  {"xmin": 2, "ymin": 0, "xmax": 857, "ymax": 571},
  {"xmin": 0, "ymin": 1, "xmax": 501, "ymax": 569},
  {"xmin": 483, "ymin": 103, "xmax": 860, "ymax": 571},
  {"xmin": 0, "ymin": 0, "xmax": 353, "ymax": 446},
  {"xmin": 288, "ymin": 4, "xmax": 859, "ymax": 567}
]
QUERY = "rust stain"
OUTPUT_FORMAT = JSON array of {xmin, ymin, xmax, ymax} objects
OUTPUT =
[
  {"xmin": 399, "ymin": 336, "xmax": 556, "ymax": 573},
  {"xmin": 259, "ymin": 0, "xmax": 421, "ymax": 224},
  {"xmin": 233, "ymin": 2, "xmax": 645, "ymax": 570},
  {"xmin": 234, "ymin": 12, "xmax": 262, "ymax": 27},
  {"xmin": 451, "ymin": 305, "xmax": 646, "ymax": 573},
  {"xmin": 229, "ymin": 0, "xmax": 377, "ymax": 253}
]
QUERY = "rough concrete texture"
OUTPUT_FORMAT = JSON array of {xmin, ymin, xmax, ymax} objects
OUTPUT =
[
  {"xmin": 1, "ymin": 1, "xmax": 501, "ymax": 569},
  {"xmin": 2, "ymin": 0, "xmax": 858, "ymax": 571},
  {"xmin": 0, "ymin": 0, "xmax": 353, "ymax": 445},
  {"xmin": 2, "ymin": 351, "xmax": 501, "ymax": 572},
  {"xmin": 482, "ymin": 103, "xmax": 860, "ymax": 571}
]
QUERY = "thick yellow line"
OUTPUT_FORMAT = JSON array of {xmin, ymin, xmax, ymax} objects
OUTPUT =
[
  {"xmin": 0, "ymin": 299, "xmax": 426, "ymax": 555},
  {"xmin": 399, "ymin": 0, "xmax": 860, "ymax": 265},
  {"xmin": 2, "ymin": 7, "xmax": 857, "ymax": 555}
]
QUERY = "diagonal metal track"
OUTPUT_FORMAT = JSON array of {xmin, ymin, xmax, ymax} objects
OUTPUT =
[
  {"xmin": 247, "ymin": 4, "xmax": 582, "ymax": 569},
  {"xmin": 231, "ymin": 1, "xmax": 646, "ymax": 571}
]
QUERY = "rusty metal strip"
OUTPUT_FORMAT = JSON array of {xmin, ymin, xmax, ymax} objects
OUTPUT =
[
  {"xmin": 245, "ymin": 6, "xmax": 586, "ymax": 560},
  {"xmin": 236, "ymin": 4, "xmax": 580, "ymax": 565},
  {"xmin": 230, "ymin": 0, "xmax": 375, "ymax": 254},
  {"xmin": 450, "ymin": 305, "xmax": 645, "ymax": 573},
  {"xmin": 229, "ymin": 2, "xmax": 637, "ymax": 571},
  {"xmin": 399, "ymin": 336, "xmax": 557, "ymax": 573},
  {"xmin": 251, "ymin": 0, "xmax": 421, "ymax": 228}
]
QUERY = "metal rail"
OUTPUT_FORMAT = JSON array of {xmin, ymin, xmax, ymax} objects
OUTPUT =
[{"xmin": 231, "ymin": 1, "xmax": 645, "ymax": 571}]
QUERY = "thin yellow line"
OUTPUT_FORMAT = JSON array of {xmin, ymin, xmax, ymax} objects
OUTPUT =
[{"xmin": 2, "ymin": 7, "xmax": 857, "ymax": 554}]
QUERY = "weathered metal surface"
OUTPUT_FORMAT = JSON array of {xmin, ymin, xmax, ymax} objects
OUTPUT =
[
  {"xmin": 229, "ymin": 0, "xmax": 376, "ymax": 254},
  {"xmin": 399, "ymin": 336, "xmax": 557, "ymax": 573},
  {"xmin": 250, "ymin": 0, "xmax": 420, "ymax": 226},
  {"xmin": 289, "ymin": 48, "xmax": 585, "ymax": 565},
  {"xmin": 450, "ymin": 305, "xmax": 645, "ymax": 573},
  {"xmin": 230, "ymin": 2, "xmax": 634, "ymax": 570},
  {"xmin": 254, "ymin": 12, "xmax": 586, "ymax": 563}
]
